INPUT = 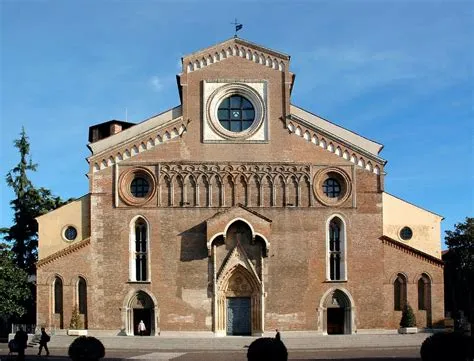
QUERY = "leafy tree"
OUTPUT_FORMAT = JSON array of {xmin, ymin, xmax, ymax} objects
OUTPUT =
[
  {"xmin": 444, "ymin": 217, "xmax": 474, "ymax": 326},
  {"xmin": 0, "ymin": 244, "xmax": 31, "ymax": 319},
  {"xmin": 1, "ymin": 128, "xmax": 71, "ymax": 275}
]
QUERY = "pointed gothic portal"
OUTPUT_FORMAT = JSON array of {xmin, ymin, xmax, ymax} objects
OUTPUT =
[
  {"xmin": 321, "ymin": 289, "xmax": 353, "ymax": 335},
  {"xmin": 212, "ymin": 220, "xmax": 265, "ymax": 336},
  {"xmin": 125, "ymin": 291, "xmax": 157, "ymax": 336}
]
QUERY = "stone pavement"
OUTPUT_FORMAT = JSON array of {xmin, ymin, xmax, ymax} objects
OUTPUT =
[{"xmin": 40, "ymin": 332, "xmax": 430, "ymax": 351}]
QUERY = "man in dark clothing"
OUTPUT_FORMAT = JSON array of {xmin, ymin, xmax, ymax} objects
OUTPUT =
[
  {"xmin": 37, "ymin": 327, "xmax": 50, "ymax": 356},
  {"xmin": 14, "ymin": 327, "xmax": 28, "ymax": 361}
]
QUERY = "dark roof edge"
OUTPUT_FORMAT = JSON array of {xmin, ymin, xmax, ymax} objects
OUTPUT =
[{"xmin": 381, "ymin": 235, "xmax": 444, "ymax": 266}]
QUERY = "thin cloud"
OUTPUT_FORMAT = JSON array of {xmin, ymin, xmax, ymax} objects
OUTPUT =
[{"xmin": 149, "ymin": 75, "xmax": 163, "ymax": 92}]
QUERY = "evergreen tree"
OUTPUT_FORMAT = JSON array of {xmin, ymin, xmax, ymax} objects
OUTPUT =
[
  {"xmin": 445, "ymin": 217, "xmax": 474, "ymax": 327},
  {"xmin": 400, "ymin": 303, "xmax": 416, "ymax": 327},
  {"xmin": 1, "ymin": 128, "xmax": 71, "ymax": 274},
  {"xmin": 0, "ymin": 244, "xmax": 31, "ymax": 319}
]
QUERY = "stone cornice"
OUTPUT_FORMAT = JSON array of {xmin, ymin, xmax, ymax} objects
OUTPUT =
[
  {"xmin": 286, "ymin": 113, "xmax": 385, "ymax": 175},
  {"xmin": 183, "ymin": 37, "xmax": 289, "ymax": 74},
  {"xmin": 380, "ymin": 235, "xmax": 444, "ymax": 267},
  {"xmin": 90, "ymin": 117, "xmax": 189, "ymax": 174},
  {"xmin": 36, "ymin": 238, "xmax": 90, "ymax": 269}
]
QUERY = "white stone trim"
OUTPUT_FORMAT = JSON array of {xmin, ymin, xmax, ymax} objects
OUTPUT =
[
  {"xmin": 89, "ymin": 106, "xmax": 182, "ymax": 155},
  {"xmin": 202, "ymin": 80, "xmax": 268, "ymax": 143},
  {"xmin": 91, "ymin": 118, "xmax": 188, "ymax": 173},
  {"xmin": 325, "ymin": 214, "xmax": 348, "ymax": 282},
  {"xmin": 185, "ymin": 43, "xmax": 287, "ymax": 74},
  {"xmin": 286, "ymin": 111, "xmax": 384, "ymax": 175},
  {"xmin": 128, "ymin": 215, "xmax": 151, "ymax": 282},
  {"xmin": 290, "ymin": 105, "xmax": 384, "ymax": 156}
]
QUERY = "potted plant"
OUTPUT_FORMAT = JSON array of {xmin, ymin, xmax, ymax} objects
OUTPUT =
[
  {"xmin": 399, "ymin": 303, "xmax": 417, "ymax": 334},
  {"xmin": 68, "ymin": 306, "xmax": 87, "ymax": 336}
]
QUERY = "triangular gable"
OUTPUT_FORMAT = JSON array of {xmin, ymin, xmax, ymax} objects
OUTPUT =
[
  {"xmin": 182, "ymin": 37, "xmax": 290, "ymax": 74},
  {"xmin": 286, "ymin": 104, "xmax": 386, "ymax": 174},
  {"xmin": 206, "ymin": 204, "xmax": 271, "ymax": 255},
  {"xmin": 381, "ymin": 235, "xmax": 444, "ymax": 267},
  {"xmin": 216, "ymin": 242, "xmax": 262, "ymax": 287}
]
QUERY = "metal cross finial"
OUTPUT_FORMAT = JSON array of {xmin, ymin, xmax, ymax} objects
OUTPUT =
[{"xmin": 231, "ymin": 18, "xmax": 243, "ymax": 38}]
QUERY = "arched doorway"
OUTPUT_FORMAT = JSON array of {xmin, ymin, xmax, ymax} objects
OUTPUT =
[
  {"xmin": 319, "ymin": 288, "xmax": 354, "ymax": 335},
  {"xmin": 123, "ymin": 290, "xmax": 158, "ymax": 336},
  {"xmin": 217, "ymin": 264, "xmax": 262, "ymax": 336}
]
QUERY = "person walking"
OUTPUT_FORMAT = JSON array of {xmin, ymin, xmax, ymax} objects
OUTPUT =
[
  {"xmin": 37, "ymin": 327, "xmax": 50, "ymax": 356},
  {"xmin": 138, "ymin": 320, "xmax": 146, "ymax": 336}
]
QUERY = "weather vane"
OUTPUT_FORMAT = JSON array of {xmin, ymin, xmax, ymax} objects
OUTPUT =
[{"xmin": 231, "ymin": 18, "xmax": 243, "ymax": 38}]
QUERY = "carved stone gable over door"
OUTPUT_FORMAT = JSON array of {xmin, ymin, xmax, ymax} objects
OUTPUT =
[{"xmin": 206, "ymin": 205, "xmax": 271, "ymax": 336}]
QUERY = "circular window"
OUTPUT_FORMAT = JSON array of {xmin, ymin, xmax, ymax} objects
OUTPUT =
[
  {"xmin": 130, "ymin": 177, "xmax": 150, "ymax": 198},
  {"xmin": 313, "ymin": 168, "xmax": 352, "ymax": 206},
  {"xmin": 63, "ymin": 226, "xmax": 77, "ymax": 241},
  {"xmin": 119, "ymin": 167, "xmax": 156, "ymax": 206},
  {"xmin": 217, "ymin": 95, "xmax": 255, "ymax": 132},
  {"xmin": 206, "ymin": 83, "xmax": 265, "ymax": 140},
  {"xmin": 322, "ymin": 178, "xmax": 341, "ymax": 198},
  {"xmin": 400, "ymin": 226, "xmax": 413, "ymax": 241}
]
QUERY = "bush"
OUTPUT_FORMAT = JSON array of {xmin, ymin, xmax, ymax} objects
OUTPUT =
[
  {"xmin": 69, "ymin": 306, "xmax": 83, "ymax": 330},
  {"xmin": 400, "ymin": 303, "xmax": 416, "ymax": 328},
  {"xmin": 420, "ymin": 332, "xmax": 473, "ymax": 361},
  {"xmin": 68, "ymin": 336, "xmax": 105, "ymax": 361}
]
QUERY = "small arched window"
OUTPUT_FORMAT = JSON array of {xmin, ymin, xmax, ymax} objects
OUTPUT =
[
  {"xmin": 78, "ymin": 277, "xmax": 87, "ymax": 315},
  {"xmin": 54, "ymin": 277, "xmax": 63, "ymax": 314},
  {"xmin": 130, "ymin": 217, "xmax": 149, "ymax": 282},
  {"xmin": 418, "ymin": 274, "xmax": 431, "ymax": 310},
  {"xmin": 327, "ymin": 216, "xmax": 346, "ymax": 281},
  {"xmin": 394, "ymin": 273, "xmax": 407, "ymax": 311}
]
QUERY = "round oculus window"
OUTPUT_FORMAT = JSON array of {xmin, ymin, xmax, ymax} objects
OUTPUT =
[
  {"xmin": 313, "ymin": 167, "xmax": 352, "ymax": 206},
  {"xmin": 322, "ymin": 178, "xmax": 341, "ymax": 198},
  {"xmin": 217, "ymin": 95, "xmax": 255, "ymax": 132},
  {"xmin": 64, "ymin": 226, "xmax": 77, "ymax": 241},
  {"xmin": 400, "ymin": 226, "xmax": 413, "ymax": 241},
  {"xmin": 130, "ymin": 177, "xmax": 150, "ymax": 198}
]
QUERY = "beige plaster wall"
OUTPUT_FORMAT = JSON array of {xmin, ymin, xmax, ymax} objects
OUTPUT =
[
  {"xmin": 382, "ymin": 192, "xmax": 443, "ymax": 258},
  {"xmin": 37, "ymin": 195, "xmax": 90, "ymax": 259}
]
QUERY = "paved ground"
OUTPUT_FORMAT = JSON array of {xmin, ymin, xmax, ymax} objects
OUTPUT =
[
  {"xmin": 19, "ymin": 333, "xmax": 430, "ymax": 351},
  {"xmin": 0, "ymin": 333, "xmax": 428, "ymax": 360},
  {"xmin": 1, "ymin": 347, "xmax": 421, "ymax": 361}
]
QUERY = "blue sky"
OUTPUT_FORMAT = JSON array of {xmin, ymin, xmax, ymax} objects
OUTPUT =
[{"xmin": 1, "ymin": 1, "xmax": 472, "ymax": 245}]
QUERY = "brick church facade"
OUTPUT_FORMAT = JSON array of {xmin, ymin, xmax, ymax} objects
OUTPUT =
[{"xmin": 36, "ymin": 38, "xmax": 444, "ymax": 336}]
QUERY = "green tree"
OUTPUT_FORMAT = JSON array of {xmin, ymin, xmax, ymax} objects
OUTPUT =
[
  {"xmin": 1, "ymin": 128, "xmax": 71, "ymax": 275},
  {"xmin": 0, "ymin": 244, "xmax": 31, "ymax": 319},
  {"xmin": 69, "ymin": 306, "xmax": 84, "ymax": 330},
  {"xmin": 400, "ymin": 303, "xmax": 417, "ymax": 328},
  {"xmin": 445, "ymin": 217, "xmax": 474, "ymax": 326}
]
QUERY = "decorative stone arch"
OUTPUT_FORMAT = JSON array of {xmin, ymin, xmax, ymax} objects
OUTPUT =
[
  {"xmin": 121, "ymin": 289, "xmax": 159, "ymax": 336},
  {"xmin": 51, "ymin": 274, "xmax": 65, "ymax": 329},
  {"xmin": 71, "ymin": 275, "xmax": 88, "ymax": 329},
  {"xmin": 412, "ymin": 271, "xmax": 433, "ymax": 285},
  {"xmin": 388, "ymin": 271, "xmax": 409, "ymax": 285},
  {"xmin": 215, "ymin": 263, "xmax": 263, "ymax": 336},
  {"xmin": 318, "ymin": 287, "xmax": 355, "ymax": 335}
]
